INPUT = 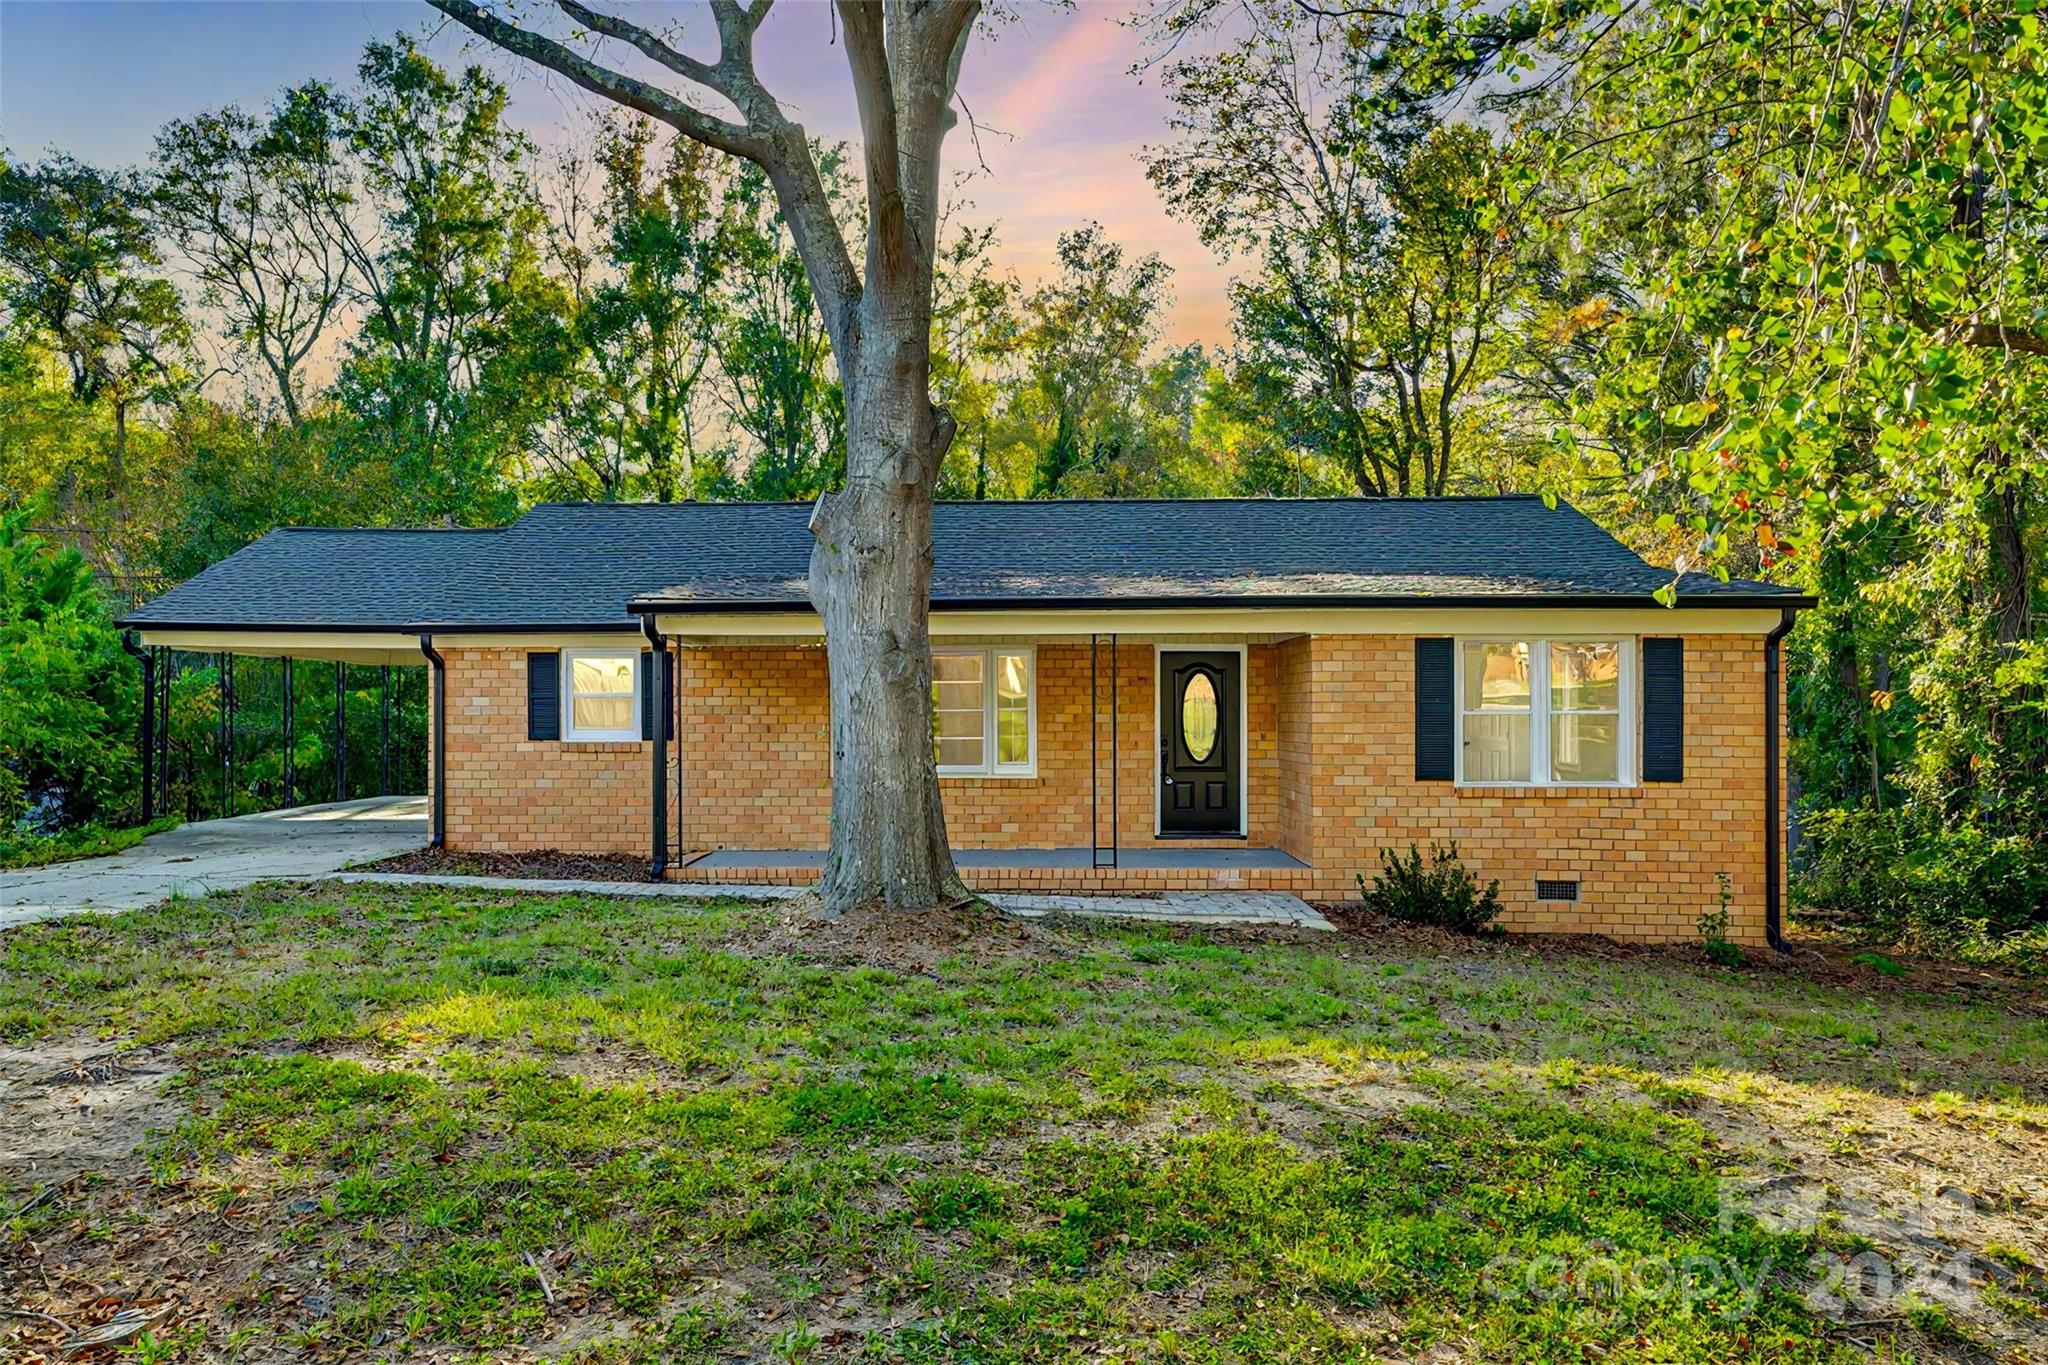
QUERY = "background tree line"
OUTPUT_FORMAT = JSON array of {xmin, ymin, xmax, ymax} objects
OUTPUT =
[{"xmin": 2, "ymin": 4, "xmax": 2042, "ymax": 963}]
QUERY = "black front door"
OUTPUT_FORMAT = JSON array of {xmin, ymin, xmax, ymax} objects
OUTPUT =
[{"xmin": 1159, "ymin": 650, "xmax": 1240, "ymax": 835}]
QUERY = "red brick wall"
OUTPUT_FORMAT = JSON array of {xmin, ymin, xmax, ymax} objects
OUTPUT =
[
  {"xmin": 676, "ymin": 643, "xmax": 831, "ymax": 850},
  {"xmin": 438, "ymin": 645, "xmax": 651, "ymax": 855},
  {"xmin": 668, "ymin": 640, "xmax": 1285, "ymax": 852},
  {"xmin": 1288, "ymin": 634, "xmax": 1771, "ymax": 943},
  {"xmin": 432, "ymin": 631, "xmax": 1776, "ymax": 943}
]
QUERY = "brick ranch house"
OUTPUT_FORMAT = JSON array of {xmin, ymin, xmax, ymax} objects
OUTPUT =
[{"xmin": 119, "ymin": 497, "xmax": 1810, "ymax": 945}]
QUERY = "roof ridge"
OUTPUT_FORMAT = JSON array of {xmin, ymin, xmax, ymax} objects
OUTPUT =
[
  {"xmin": 521, "ymin": 494, "xmax": 1557, "ymax": 510},
  {"xmin": 270, "ymin": 525, "xmax": 506, "ymax": 535}
]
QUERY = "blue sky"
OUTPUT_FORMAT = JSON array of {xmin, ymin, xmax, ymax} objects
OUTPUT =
[{"xmin": 0, "ymin": 0, "xmax": 1231, "ymax": 343}]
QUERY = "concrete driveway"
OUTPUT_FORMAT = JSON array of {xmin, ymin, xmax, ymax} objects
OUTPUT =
[{"xmin": 0, "ymin": 796, "xmax": 427, "ymax": 930}]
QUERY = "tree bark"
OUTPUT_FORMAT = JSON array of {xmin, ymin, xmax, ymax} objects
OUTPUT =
[{"xmin": 809, "ymin": 332, "xmax": 969, "ymax": 909}]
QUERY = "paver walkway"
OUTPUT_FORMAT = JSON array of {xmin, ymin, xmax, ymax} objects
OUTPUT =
[
  {"xmin": 339, "ymin": 871, "xmax": 1335, "ymax": 930},
  {"xmin": 0, "ymin": 797, "xmax": 426, "ymax": 930}
]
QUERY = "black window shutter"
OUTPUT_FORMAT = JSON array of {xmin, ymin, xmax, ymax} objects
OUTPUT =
[
  {"xmin": 640, "ymin": 650, "xmax": 654, "ymax": 740},
  {"xmin": 1642, "ymin": 638, "xmax": 1684, "ymax": 782},
  {"xmin": 528, "ymin": 652, "xmax": 560, "ymax": 741},
  {"xmin": 662, "ymin": 651, "xmax": 676, "ymax": 741},
  {"xmin": 1415, "ymin": 638, "xmax": 1455, "ymax": 781},
  {"xmin": 638, "ymin": 651, "xmax": 677, "ymax": 741}
]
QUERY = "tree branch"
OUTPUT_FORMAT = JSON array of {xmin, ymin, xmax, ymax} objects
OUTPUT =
[
  {"xmin": 424, "ymin": 0, "xmax": 861, "ymax": 351},
  {"xmin": 555, "ymin": 0, "xmax": 721, "ymax": 89},
  {"xmin": 427, "ymin": 0, "xmax": 759, "ymax": 159},
  {"xmin": 837, "ymin": 2, "xmax": 907, "ymax": 266}
]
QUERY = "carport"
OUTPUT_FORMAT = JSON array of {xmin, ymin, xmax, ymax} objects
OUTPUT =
[{"xmin": 121, "ymin": 626, "xmax": 431, "ymax": 828}]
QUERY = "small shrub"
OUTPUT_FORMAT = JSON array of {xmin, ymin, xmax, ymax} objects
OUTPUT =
[
  {"xmin": 1357, "ymin": 841, "xmax": 1501, "ymax": 935},
  {"xmin": 1697, "ymin": 871, "xmax": 1744, "ymax": 966}
]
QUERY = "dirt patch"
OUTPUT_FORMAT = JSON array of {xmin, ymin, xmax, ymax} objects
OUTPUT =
[
  {"xmin": 753, "ymin": 891, "xmax": 1061, "ymax": 973},
  {"xmin": 1317, "ymin": 899, "xmax": 2048, "ymax": 1011},
  {"xmin": 1671, "ymin": 1074, "xmax": 2048, "ymax": 1356},
  {"xmin": 360, "ymin": 846, "xmax": 658, "ymax": 882},
  {"xmin": 0, "ymin": 1038, "xmax": 182, "ymax": 1189}
]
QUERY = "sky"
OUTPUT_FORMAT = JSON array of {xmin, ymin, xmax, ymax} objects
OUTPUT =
[{"xmin": 0, "ymin": 0, "xmax": 1235, "ymax": 345}]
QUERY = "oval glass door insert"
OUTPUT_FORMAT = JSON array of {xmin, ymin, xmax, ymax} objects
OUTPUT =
[{"xmin": 1181, "ymin": 671, "xmax": 1218, "ymax": 761}]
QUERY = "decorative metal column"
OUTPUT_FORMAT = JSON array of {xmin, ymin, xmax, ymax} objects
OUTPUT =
[
  {"xmin": 379, "ymin": 665, "xmax": 392, "ymax": 796},
  {"xmin": 158, "ymin": 649, "xmax": 172, "ymax": 816},
  {"xmin": 283, "ymin": 657, "xmax": 295, "ymax": 808},
  {"xmin": 122, "ymin": 633, "xmax": 154, "ymax": 820},
  {"xmin": 333, "ymin": 661, "xmax": 347, "ymax": 803},
  {"xmin": 1090, "ymin": 635, "xmax": 1121, "ymax": 870}
]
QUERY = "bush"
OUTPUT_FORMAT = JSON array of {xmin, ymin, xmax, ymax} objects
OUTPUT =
[
  {"xmin": 1358, "ymin": 841, "xmax": 1502, "ymax": 935},
  {"xmin": 1796, "ymin": 805, "xmax": 2048, "ymax": 963},
  {"xmin": 0, "ymin": 511, "xmax": 139, "ymax": 830}
]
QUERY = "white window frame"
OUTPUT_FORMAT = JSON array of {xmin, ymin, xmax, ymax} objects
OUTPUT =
[
  {"xmin": 932, "ymin": 645, "xmax": 1036, "ymax": 778},
  {"xmin": 1454, "ymin": 636, "xmax": 1636, "ymax": 787},
  {"xmin": 561, "ymin": 647, "xmax": 641, "ymax": 744}
]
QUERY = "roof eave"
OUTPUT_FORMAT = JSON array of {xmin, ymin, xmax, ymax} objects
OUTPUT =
[
  {"xmin": 629, "ymin": 591, "xmax": 1817, "ymax": 614},
  {"xmin": 116, "ymin": 618, "xmax": 642, "ymax": 634}
]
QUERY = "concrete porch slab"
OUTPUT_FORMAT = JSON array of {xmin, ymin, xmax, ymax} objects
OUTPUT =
[{"xmin": 688, "ymin": 846, "xmax": 1311, "ymax": 872}]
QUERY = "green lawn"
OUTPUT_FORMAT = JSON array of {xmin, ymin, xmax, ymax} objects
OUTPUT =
[{"xmin": 3, "ymin": 887, "xmax": 2044, "ymax": 1362}]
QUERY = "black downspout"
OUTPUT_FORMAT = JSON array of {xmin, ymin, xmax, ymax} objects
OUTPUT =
[
  {"xmin": 642, "ymin": 616, "xmax": 669, "ymax": 879},
  {"xmin": 1764, "ymin": 608, "xmax": 1797, "ymax": 951},
  {"xmin": 122, "ymin": 632, "xmax": 154, "ymax": 822},
  {"xmin": 419, "ymin": 635, "xmax": 447, "ymax": 849}
]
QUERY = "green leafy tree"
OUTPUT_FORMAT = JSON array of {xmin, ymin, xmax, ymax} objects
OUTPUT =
[
  {"xmin": 0, "ymin": 154, "xmax": 189, "ymax": 488},
  {"xmin": 1147, "ymin": 11, "xmax": 1529, "ymax": 496},
  {"xmin": 1017, "ymin": 222, "xmax": 1174, "ymax": 497},
  {"xmin": 329, "ymin": 36, "xmax": 574, "ymax": 526},
  {"xmin": 152, "ymin": 85, "xmax": 352, "ymax": 424},
  {"xmin": 533, "ymin": 116, "xmax": 730, "ymax": 502},
  {"xmin": 930, "ymin": 220, "xmax": 1021, "ymax": 500},
  {"xmin": 0, "ymin": 511, "xmax": 137, "ymax": 828},
  {"xmin": 711, "ymin": 157, "xmax": 847, "ymax": 501}
]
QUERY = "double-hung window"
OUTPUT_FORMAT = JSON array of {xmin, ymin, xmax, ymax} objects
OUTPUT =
[
  {"xmin": 1457, "ymin": 639, "xmax": 1631, "ymax": 785},
  {"xmin": 562, "ymin": 649, "xmax": 639, "ymax": 743},
  {"xmin": 932, "ymin": 647, "xmax": 1034, "ymax": 776}
]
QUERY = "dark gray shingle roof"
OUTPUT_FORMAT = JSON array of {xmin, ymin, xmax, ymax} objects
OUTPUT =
[{"xmin": 119, "ymin": 496, "xmax": 1806, "ymax": 632}]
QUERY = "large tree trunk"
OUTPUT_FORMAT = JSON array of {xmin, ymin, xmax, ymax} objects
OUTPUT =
[{"xmin": 808, "ymin": 293, "xmax": 969, "ymax": 912}]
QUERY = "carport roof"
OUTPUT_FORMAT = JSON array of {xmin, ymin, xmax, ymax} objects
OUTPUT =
[{"xmin": 117, "ymin": 496, "xmax": 1810, "ymax": 634}]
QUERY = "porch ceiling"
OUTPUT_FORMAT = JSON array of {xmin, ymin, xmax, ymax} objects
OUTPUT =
[{"xmin": 131, "ymin": 628, "xmax": 425, "ymax": 665}]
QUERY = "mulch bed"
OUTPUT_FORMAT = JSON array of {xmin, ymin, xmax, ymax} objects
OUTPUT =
[{"xmin": 359, "ymin": 846, "xmax": 658, "ymax": 883}]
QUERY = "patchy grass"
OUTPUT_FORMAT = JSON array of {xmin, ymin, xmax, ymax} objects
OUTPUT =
[
  {"xmin": 0, "ymin": 814, "xmax": 179, "ymax": 870},
  {"xmin": 3, "ymin": 886, "xmax": 2045, "ymax": 1362}
]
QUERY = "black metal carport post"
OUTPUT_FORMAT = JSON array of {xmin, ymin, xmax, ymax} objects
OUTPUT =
[
  {"xmin": 157, "ymin": 647, "xmax": 170, "ymax": 816},
  {"xmin": 121, "ymin": 632, "xmax": 154, "ymax": 821},
  {"xmin": 333, "ymin": 661, "xmax": 347, "ymax": 803},
  {"xmin": 282, "ymin": 657, "xmax": 295, "ymax": 807}
]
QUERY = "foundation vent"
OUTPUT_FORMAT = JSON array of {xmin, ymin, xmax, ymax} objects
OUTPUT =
[{"xmin": 1535, "ymin": 878, "xmax": 1580, "ymax": 903}]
